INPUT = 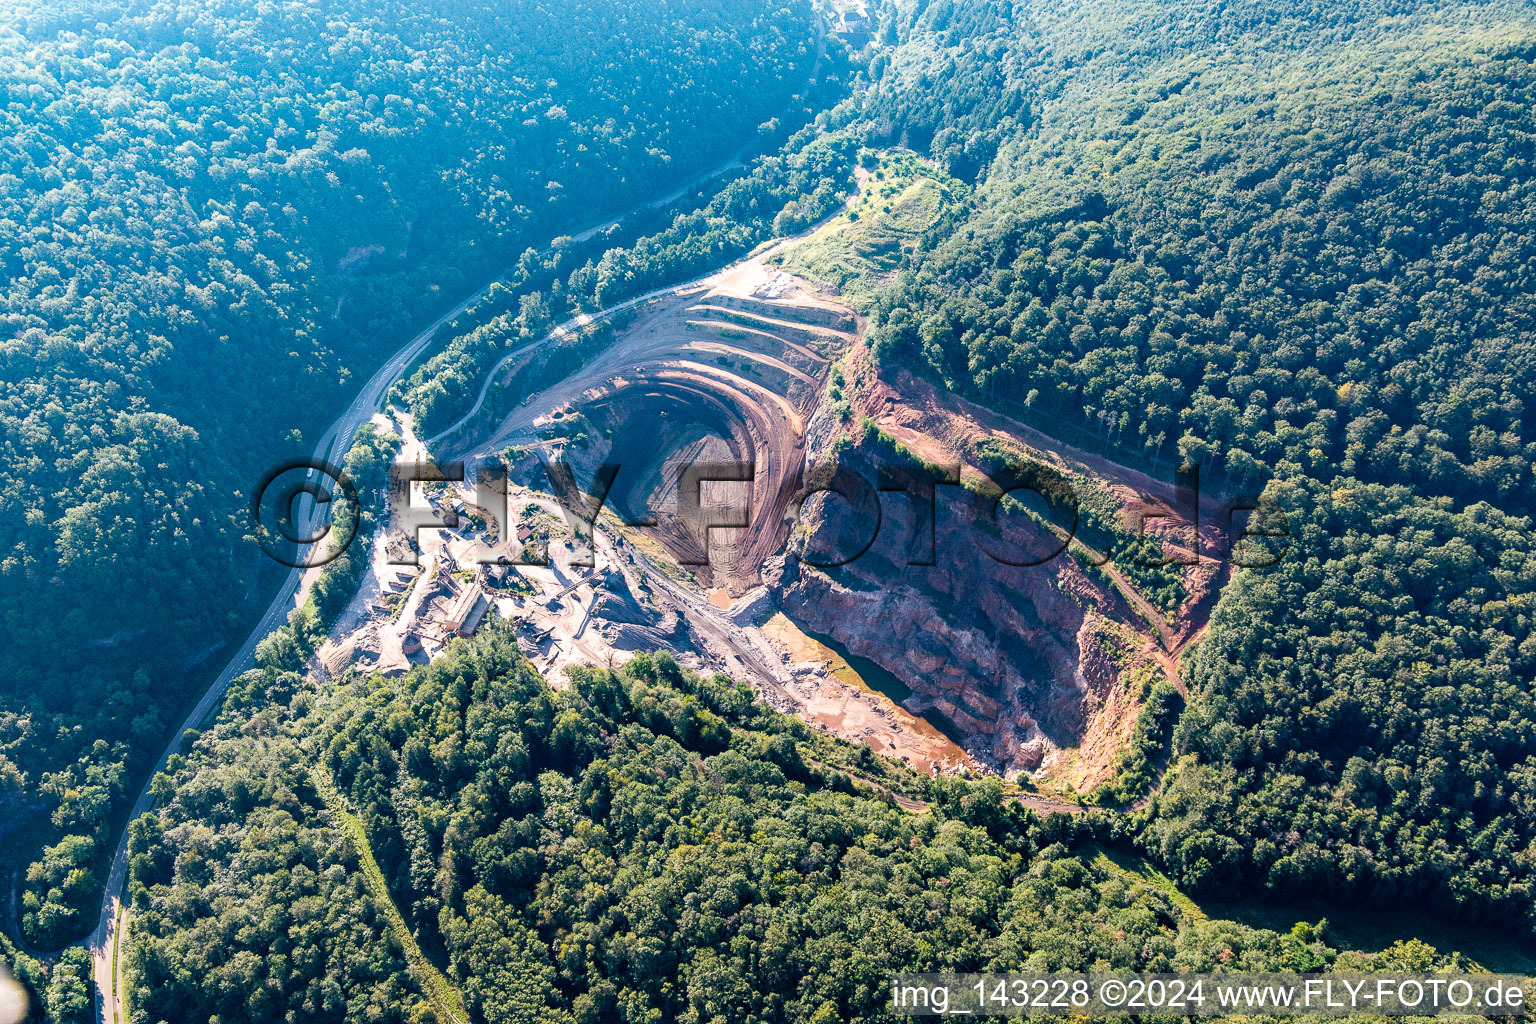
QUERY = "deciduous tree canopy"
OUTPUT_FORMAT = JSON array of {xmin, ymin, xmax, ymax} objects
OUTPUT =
[
  {"xmin": 0, "ymin": 0, "xmax": 821, "ymax": 948},
  {"xmin": 124, "ymin": 624, "xmax": 1463, "ymax": 1024},
  {"xmin": 860, "ymin": 0, "xmax": 1536, "ymax": 921}
]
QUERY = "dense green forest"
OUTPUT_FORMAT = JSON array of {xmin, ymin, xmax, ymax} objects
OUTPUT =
[
  {"xmin": 101, "ymin": 624, "xmax": 1472, "ymax": 1024},
  {"xmin": 859, "ymin": 0, "xmax": 1536, "ymax": 922},
  {"xmin": 7, "ymin": 0, "xmax": 1536, "ymax": 1015},
  {"xmin": 0, "ymin": 0, "xmax": 824, "ymax": 948},
  {"xmin": 394, "ymin": 126, "xmax": 863, "ymax": 437}
]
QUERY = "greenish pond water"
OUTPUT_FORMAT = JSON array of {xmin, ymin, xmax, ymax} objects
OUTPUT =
[{"xmin": 799, "ymin": 623, "xmax": 972, "ymax": 749}]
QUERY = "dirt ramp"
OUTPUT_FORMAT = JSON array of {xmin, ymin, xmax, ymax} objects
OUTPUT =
[{"xmin": 511, "ymin": 263, "xmax": 861, "ymax": 595}]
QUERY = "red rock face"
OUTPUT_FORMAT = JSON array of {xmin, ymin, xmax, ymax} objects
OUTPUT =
[
  {"xmin": 765, "ymin": 454, "xmax": 1124, "ymax": 777},
  {"xmin": 759, "ymin": 335, "xmax": 1232, "ymax": 782},
  {"xmin": 765, "ymin": 372, "xmax": 1202, "ymax": 780}
]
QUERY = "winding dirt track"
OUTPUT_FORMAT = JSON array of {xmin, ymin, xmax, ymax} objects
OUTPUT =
[
  {"xmin": 84, "ymin": 151, "xmax": 760, "ymax": 1024},
  {"xmin": 83, "ymin": 31, "xmax": 851, "ymax": 1020},
  {"xmin": 461, "ymin": 262, "xmax": 859, "ymax": 595}
]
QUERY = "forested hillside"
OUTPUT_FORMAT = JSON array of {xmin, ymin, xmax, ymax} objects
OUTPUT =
[
  {"xmin": 395, "ymin": 128, "xmax": 863, "ymax": 436},
  {"xmin": 8, "ymin": 0, "xmax": 1536, "ymax": 1012},
  {"xmin": 0, "ymin": 0, "xmax": 822, "ymax": 947},
  {"xmin": 859, "ymin": 0, "xmax": 1536, "ymax": 920},
  {"xmin": 97, "ymin": 624, "xmax": 1464, "ymax": 1024}
]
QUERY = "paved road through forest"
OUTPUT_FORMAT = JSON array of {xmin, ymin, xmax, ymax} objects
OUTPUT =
[
  {"xmin": 89, "ymin": 35, "xmax": 833, "ymax": 1014},
  {"xmin": 87, "ymin": 151, "xmax": 749, "ymax": 1024}
]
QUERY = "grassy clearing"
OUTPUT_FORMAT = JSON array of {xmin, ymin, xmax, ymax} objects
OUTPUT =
[
  {"xmin": 307, "ymin": 767, "xmax": 469, "ymax": 1024},
  {"xmin": 1211, "ymin": 900, "xmax": 1536, "ymax": 974},
  {"xmin": 772, "ymin": 149, "xmax": 965, "ymax": 303},
  {"xmin": 1090, "ymin": 843, "xmax": 1536, "ymax": 971},
  {"xmin": 1088, "ymin": 845, "xmax": 1207, "ymax": 922}
]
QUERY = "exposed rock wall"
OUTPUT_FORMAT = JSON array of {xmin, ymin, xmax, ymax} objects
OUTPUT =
[{"xmin": 765, "ymin": 397, "xmax": 1162, "ymax": 779}]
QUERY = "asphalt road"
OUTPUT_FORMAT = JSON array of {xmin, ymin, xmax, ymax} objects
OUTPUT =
[
  {"xmin": 87, "ymin": 254, "xmax": 492, "ymax": 1024},
  {"xmin": 85, "ymin": 38, "xmax": 830, "ymax": 1014},
  {"xmin": 86, "ymin": 155, "xmax": 746, "ymax": 1024}
]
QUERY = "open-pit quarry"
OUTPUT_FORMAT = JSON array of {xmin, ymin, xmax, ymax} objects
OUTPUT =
[
  {"xmin": 474, "ymin": 258, "xmax": 856, "ymax": 595},
  {"xmin": 317, "ymin": 237, "xmax": 1239, "ymax": 795}
]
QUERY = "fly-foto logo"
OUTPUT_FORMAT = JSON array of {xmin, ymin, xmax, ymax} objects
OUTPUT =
[{"xmin": 249, "ymin": 452, "xmax": 1290, "ymax": 571}]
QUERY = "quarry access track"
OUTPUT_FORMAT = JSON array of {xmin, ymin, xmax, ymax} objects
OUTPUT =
[
  {"xmin": 455, "ymin": 258, "xmax": 861, "ymax": 597},
  {"xmin": 86, "ymin": 146, "xmax": 771, "ymax": 1024}
]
